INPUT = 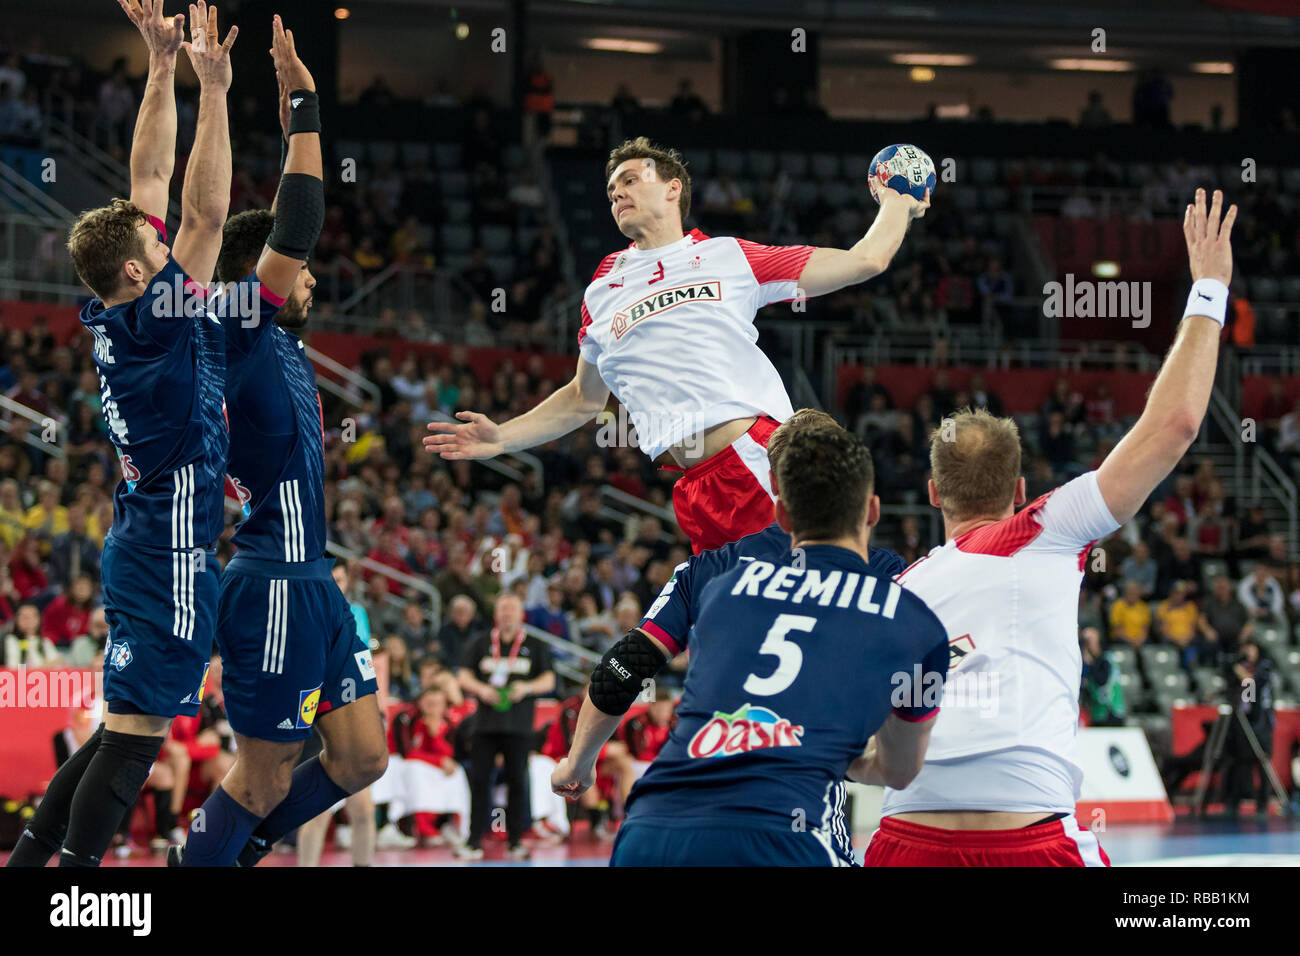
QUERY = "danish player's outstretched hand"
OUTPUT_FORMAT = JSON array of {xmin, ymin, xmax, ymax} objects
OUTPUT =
[
  {"xmin": 424, "ymin": 411, "xmax": 505, "ymax": 460},
  {"xmin": 117, "ymin": 0, "xmax": 185, "ymax": 56}
]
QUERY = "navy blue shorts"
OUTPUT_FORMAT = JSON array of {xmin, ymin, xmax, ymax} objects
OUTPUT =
[
  {"xmin": 216, "ymin": 555, "xmax": 377, "ymax": 742},
  {"xmin": 610, "ymin": 818, "xmax": 840, "ymax": 867},
  {"xmin": 100, "ymin": 534, "xmax": 220, "ymax": 719}
]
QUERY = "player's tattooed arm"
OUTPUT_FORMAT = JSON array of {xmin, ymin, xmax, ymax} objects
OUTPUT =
[
  {"xmin": 119, "ymin": 0, "xmax": 184, "ymax": 224},
  {"xmin": 171, "ymin": 1, "xmax": 237, "ymax": 286},
  {"xmin": 256, "ymin": 15, "xmax": 325, "ymax": 300},
  {"xmin": 795, "ymin": 187, "xmax": 929, "ymax": 298}
]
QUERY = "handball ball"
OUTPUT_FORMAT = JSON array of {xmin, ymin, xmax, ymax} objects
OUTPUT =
[{"xmin": 868, "ymin": 144, "xmax": 936, "ymax": 203}]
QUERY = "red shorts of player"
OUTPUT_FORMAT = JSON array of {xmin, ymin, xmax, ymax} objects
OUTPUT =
[
  {"xmin": 864, "ymin": 815, "xmax": 1111, "ymax": 867},
  {"xmin": 671, "ymin": 416, "xmax": 780, "ymax": 554}
]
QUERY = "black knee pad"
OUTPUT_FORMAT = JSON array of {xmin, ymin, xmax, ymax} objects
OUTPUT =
[{"xmin": 99, "ymin": 730, "xmax": 165, "ymax": 806}]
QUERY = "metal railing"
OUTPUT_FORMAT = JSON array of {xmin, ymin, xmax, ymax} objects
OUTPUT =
[
  {"xmin": 44, "ymin": 115, "xmax": 182, "ymax": 223},
  {"xmin": 0, "ymin": 161, "xmax": 73, "ymax": 221},
  {"xmin": 1206, "ymin": 387, "xmax": 1246, "ymax": 497},
  {"xmin": 597, "ymin": 484, "xmax": 678, "ymax": 538},
  {"xmin": 325, "ymin": 539, "xmax": 443, "ymax": 631},
  {"xmin": 304, "ymin": 344, "xmax": 380, "ymax": 407},
  {"xmin": 1252, "ymin": 447, "xmax": 1299, "ymax": 559},
  {"xmin": 0, "ymin": 395, "xmax": 65, "ymax": 460},
  {"xmin": 520, "ymin": 620, "xmax": 600, "ymax": 688}
]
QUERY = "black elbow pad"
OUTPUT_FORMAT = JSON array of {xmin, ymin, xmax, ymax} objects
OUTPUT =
[
  {"xmin": 588, "ymin": 630, "xmax": 668, "ymax": 716},
  {"xmin": 267, "ymin": 173, "xmax": 325, "ymax": 260}
]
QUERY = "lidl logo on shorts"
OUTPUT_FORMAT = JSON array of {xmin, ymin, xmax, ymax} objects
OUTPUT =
[
  {"xmin": 687, "ymin": 703, "xmax": 803, "ymax": 759},
  {"xmin": 195, "ymin": 663, "xmax": 211, "ymax": 703},
  {"xmin": 354, "ymin": 649, "xmax": 376, "ymax": 682},
  {"xmin": 108, "ymin": 641, "xmax": 133, "ymax": 671},
  {"xmin": 296, "ymin": 686, "xmax": 322, "ymax": 729}
]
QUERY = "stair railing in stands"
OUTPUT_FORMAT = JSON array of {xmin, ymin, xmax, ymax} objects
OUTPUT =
[{"xmin": 0, "ymin": 395, "xmax": 65, "ymax": 460}]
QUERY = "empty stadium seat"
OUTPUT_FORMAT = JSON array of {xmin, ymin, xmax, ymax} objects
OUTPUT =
[
  {"xmin": 400, "ymin": 142, "xmax": 431, "ymax": 166},
  {"xmin": 1108, "ymin": 645, "xmax": 1138, "ymax": 673},
  {"xmin": 1250, "ymin": 276, "xmax": 1280, "ymax": 302},
  {"xmin": 811, "ymin": 153, "xmax": 840, "ymax": 180},
  {"xmin": 779, "ymin": 152, "xmax": 810, "ymax": 178},
  {"xmin": 1278, "ymin": 276, "xmax": 1300, "ymax": 303},
  {"xmin": 843, "ymin": 155, "xmax": 871, "ymax": 182},
  {"xmin": 1140, "ymin": 644, "xmax": 1181, "ymax": 677},
  {"xmin": 443, "ymin": 198, "xmax": 472, "ymax": 223},
  {"xmin": 480, "ymin": 225, "xmax": 513, "ymax": 254},
  {"xmin": 970, "ymin": 158, "xmax": 998, "ymax": 185},
  {"xmin": 741, "ymin": 150, "xmax": 773, "ymax": 179},
  {"xmin": 370, "ymin": 141, "xmax": 399, "ymax": 165},
  {"xmin": 433, "ymin": 143, "xmax": 461, "ymax": 169},
  {"xmin": 440, "ymin": 223, "xmax": 474, "ymax": 252},
  {"xmin": 715, "ymin": 149, "xmax": 745, "ymax": 175}
]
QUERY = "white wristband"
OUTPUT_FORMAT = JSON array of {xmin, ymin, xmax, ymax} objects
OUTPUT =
[{"xmin": 1183, "ymin": 278, "xmax": 1228, "ymax": 327}]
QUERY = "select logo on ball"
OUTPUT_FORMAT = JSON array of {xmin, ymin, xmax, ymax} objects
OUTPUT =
[{"xmin": 868, "ymin": 143, "xmax": 936, "ymax": 203}]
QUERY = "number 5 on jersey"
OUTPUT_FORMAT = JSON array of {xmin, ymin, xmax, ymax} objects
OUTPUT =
[{"xmin": 743, "ymin": 613, "xmax": 817, "ymax": 696}]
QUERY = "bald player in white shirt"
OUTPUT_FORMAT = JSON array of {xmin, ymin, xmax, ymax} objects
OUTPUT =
[
  {"xmin": 863, "ymin": 188, "xmax": 1238, "ymax": 866},
  {"xmin": 424, "ymin": 136, "xmax": 928, "ymax": 553}
]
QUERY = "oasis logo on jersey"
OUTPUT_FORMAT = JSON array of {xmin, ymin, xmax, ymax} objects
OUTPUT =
[
  {"xmin": 687, "ymin": 703, "xmax": 804, "ymax": 759},
  {"xmin": 611, "ymin": 281, "xmax": 721, "ymax": 339}
]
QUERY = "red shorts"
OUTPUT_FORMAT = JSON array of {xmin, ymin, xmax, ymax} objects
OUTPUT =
[
  {"xmin": 864, "ymin": 816, "xmax": 1111, "ymax": 867},
  {"xmin": 671, "ymin": 416, "xmax": 780, "ymax": 554}
]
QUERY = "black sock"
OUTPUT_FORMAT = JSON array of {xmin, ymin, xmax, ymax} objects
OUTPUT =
[
  {"xmin": 58, "ymin": 730, "xmax": 165, "ymax": 867},
  {"xmin": 154, "ymin": 789, "xmax": 176, "ymax": 837},
  {"xmin": 5, "ymin": 725, "xmax": 105, "ymax": 867},
  {"xmin": 375, "ymin": 803, "xmax": 390, "ymax": 829}
]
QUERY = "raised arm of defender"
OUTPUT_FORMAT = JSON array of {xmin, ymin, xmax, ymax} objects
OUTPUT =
[
  {"xmin": 253, "ymin": 15, "xmax": 324, "ymax": 300},
  {"xmin": 1096, "ymin": 188, "xmax": 1237, "ymax": 525},
  {"xmin": 170, "ymin": 1, "xmax": 236, "ymax": 287},
  {"xmin": 119, "ymin": 0, "xmax": 184, "ymax": 224},
  {"xmin": 424, "ymin": 355, "xmax": 609, "ymax": 459}
]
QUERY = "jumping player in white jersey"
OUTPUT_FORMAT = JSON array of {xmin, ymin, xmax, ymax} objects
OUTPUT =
[
  {"xmin": 425, "ymin": 137, "xmax": 928, "ymax": 553},
  {"xmin": 864, "ymin": 188, "xmax": 1238, "ymax": 866}
]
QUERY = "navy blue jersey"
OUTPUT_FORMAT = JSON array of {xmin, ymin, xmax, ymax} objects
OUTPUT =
[
  {"xmin": 220, "ymin": 274, "xmax": 326, "ymax": 562},
  {"xmin": 626, "ymin": 543, "xmax": 948, "ymax": 841},
  {"xmin": 79, "ymin": 216, "xmax": 228, "ymax": 551},
  {"xmin": 640, "ymin": 521, "xmax": 905, "ymax": 656}
]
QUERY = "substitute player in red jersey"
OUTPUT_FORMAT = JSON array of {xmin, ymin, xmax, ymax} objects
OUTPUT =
[
  {"xmin": 864, "ymin": 188, "xmax": 1238, "ymax": 867},
  {"xmin": 425, "ymin": 137, "xmax": 928, "ymax": 552}
]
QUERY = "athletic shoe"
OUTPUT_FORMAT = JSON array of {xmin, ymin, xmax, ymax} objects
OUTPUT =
[
  {"xmin": 168, "ymin": 827, "xmax": 187, "ymax": 845},
  {"xmin": 149, "ymin": 836, "xmax": 169, "ymax": 852},
  {"xmin": 527, "ymin": 822, "xmax": 566, "ymax": 845},
  {"xmin": 166, "ymin": 845, "xmax": 183, "ymax": 867},
  {"xmin": 506, "ymin": 843, "xmax": 531, "ymax": 861},
  {"xmin": 376, "ymin": 822, "xmax": 417, "ymax": 849},
  {"xmin": 439, "ymin": 822, "xmax": 464, "ymax": 848},
  {"xmin": 453, "ymin": 843, "xmax": 484, "ymax": 860},
  {"xmin": 234, "ymin": 834, "xmax": 272, "ymax": 868},
  {"xmin": 335, "ymin": 824, "xmax": 352, "ymax": 849}
]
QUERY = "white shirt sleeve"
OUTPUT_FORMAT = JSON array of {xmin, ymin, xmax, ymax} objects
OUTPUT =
[{"xmin": 1036, "ymin": 471, "xmax": 1121, "ymax": 548}]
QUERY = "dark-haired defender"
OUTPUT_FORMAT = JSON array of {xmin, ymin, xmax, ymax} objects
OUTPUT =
[
  {"xmin": 7, "ymin": 0, "xmax": 237, "ymax": 869},
  {"xmin": 552, "ymin": 428, "xmax": 948, "ymax": 866},
  {"xmin": 427, "ymin": 137, "xmax": 930, "ymax": 554},
  {"xmin": 169, "ymin": 17, "xmax": 385, "ymax": 868}
]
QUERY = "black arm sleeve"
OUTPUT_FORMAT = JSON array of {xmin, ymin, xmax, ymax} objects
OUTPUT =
[
  {"xmin": 267, "ymin": 172, "xmax": 325, "ymax": 261},
  {"xmin": 588, "ymin": 630, "xmax": 668, "ymax": 717}
]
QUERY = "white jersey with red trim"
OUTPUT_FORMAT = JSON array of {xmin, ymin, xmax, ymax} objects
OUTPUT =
[
  {"xmin": 881, "ymin": 470, "xmax": 1120, "ymax": 814},
  {"xmin": 577, "ymin": 229, "xmax": 813, "ymax": 460}
]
